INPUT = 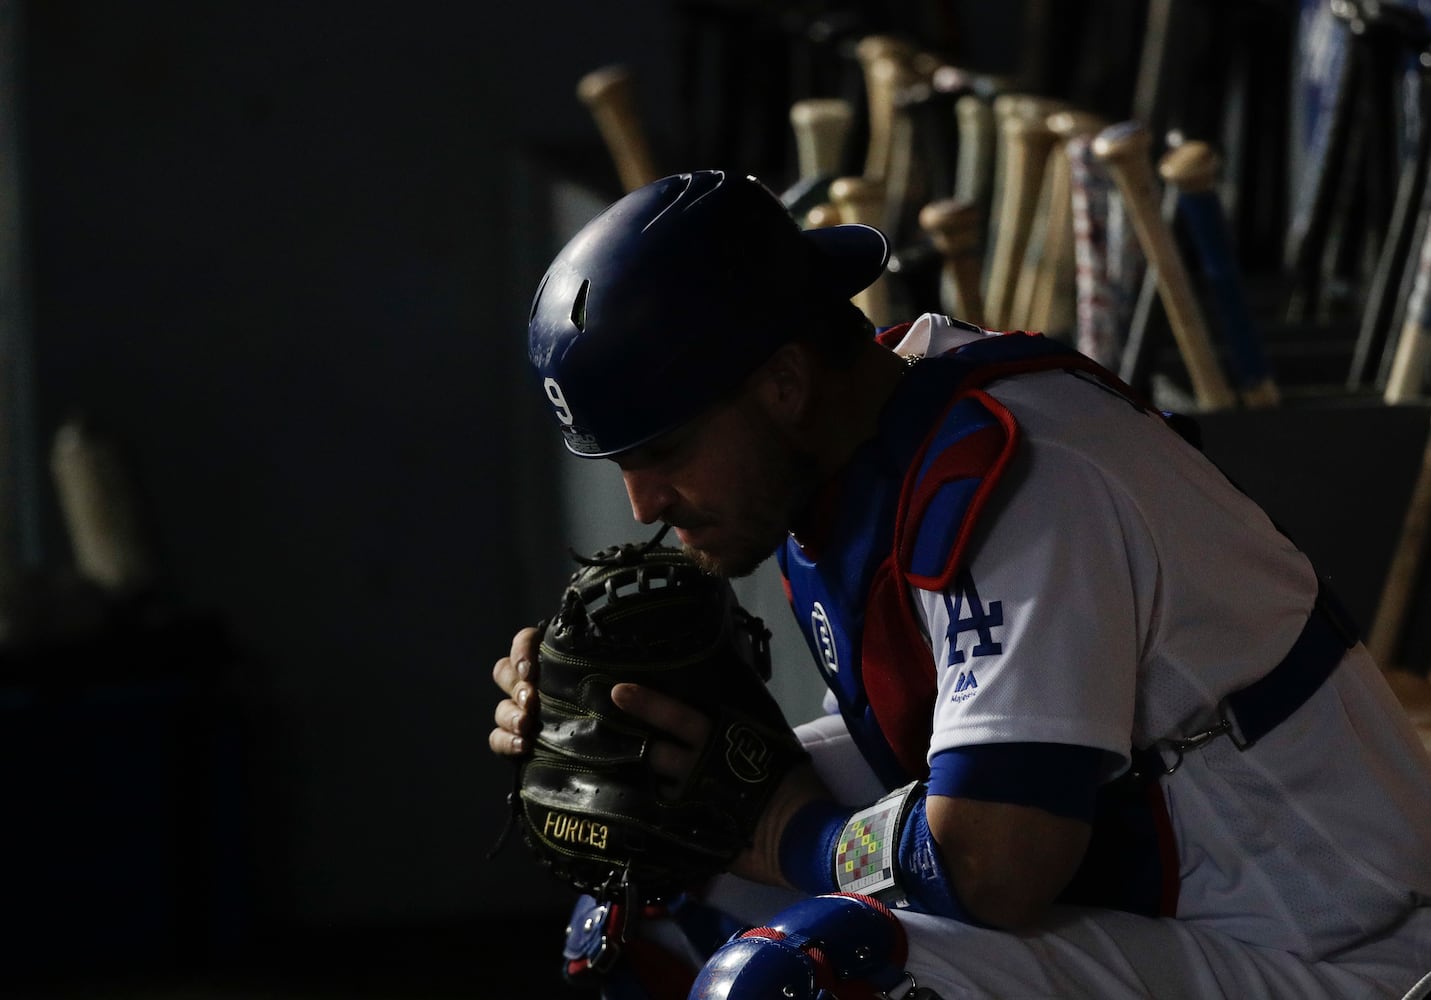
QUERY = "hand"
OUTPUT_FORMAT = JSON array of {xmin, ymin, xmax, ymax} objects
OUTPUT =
[
  {"xmin": 489, "ymin": 625, "xmax": 541, "ymax": 756},
  {"xmin": 609, "ymin": 682, "xmax": 712, "ymax": 796},
  {"xmin": 611, "ymin": 682, "xmax": 830, "ymax": 890}
]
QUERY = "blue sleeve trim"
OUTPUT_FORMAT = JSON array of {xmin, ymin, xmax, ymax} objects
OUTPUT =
[
  {"xmin": 777, "ymin": 800, "xmax": 846, "ymax": 896},
  {"xmin": 927, "ymin": 743, "xmax": 1102, "ymax": 822}
]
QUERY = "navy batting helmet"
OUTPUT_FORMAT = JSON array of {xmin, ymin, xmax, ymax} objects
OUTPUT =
[{"xmin": 527, "ymin": 170, "xmax": 890, "ymax": 458}]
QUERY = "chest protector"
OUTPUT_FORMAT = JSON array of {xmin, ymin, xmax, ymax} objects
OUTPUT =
[{"xmin": 779, "ymin": 328, "xmax": 1184, "ymax": 916}]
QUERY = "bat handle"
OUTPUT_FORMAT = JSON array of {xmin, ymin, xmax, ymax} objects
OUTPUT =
[
  {"xmin": 577, "ymin": 65, "xmax": 662, "ymax": 194},
  {"xmin": 1094, "ymin": 123, "xmax": 1237, "ymax": 410}
]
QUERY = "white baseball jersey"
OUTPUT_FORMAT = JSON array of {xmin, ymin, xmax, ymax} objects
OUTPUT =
[{"xmin": 886, "ymin": 313, "xmax": 1431, "ymax": 960}]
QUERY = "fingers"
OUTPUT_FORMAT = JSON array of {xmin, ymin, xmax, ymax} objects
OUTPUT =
[
  {"xmin": 610, "ymin": 682, "xmax": 712, "ymax": 746},
  {"xmin": 492, "ymin": 626, "xmax": 541, "ymax": 695},
  {"xmin": 490, "ymin": 626, "xmax": 541, "ymax": 758},
  {"xmin": 492, "ymin": 627, "xmax": 540, "ymax": 706},
  {"xmin": 611, "ymin": 682, "xmax": 712, "ymax": 786},
  {"xmin": 489, "ymin": 690, "xmax": 535, "ymax": 757},
  {"xmin": 487, "ymin": 712, "xmax": 526, "ymax": 757}
]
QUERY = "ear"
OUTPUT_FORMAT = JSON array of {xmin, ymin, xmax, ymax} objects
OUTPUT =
[{"xmin": 751, "ymin": 342, "xmax": 816, "ymax": 426}]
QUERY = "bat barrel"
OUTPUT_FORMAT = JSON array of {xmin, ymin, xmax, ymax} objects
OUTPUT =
[{"xmin": 1093, "ymin": 121, "xmax": 1237, "ymax": 410}]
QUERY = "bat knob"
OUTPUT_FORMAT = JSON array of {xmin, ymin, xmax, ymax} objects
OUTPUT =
[
  {"xmin": 1091, "ymin": 120, "xmax": 1151, "ymax": 166},
  {"xmin": 918, "ymin": 198, "xmax": 980, "ymax": 255},
  {"xmin": 1046, "ymin": 110, "xmax": 1107, "ymax": 143},
  {"xmin": 1159, "ymin": 140, "xmax": 1221, "ymax": 193},
  {"xmin": 576, "ymin": 65, "xmax": 631, "ymax": 107}
]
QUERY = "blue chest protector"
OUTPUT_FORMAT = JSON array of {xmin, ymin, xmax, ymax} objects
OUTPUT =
[
  {"xmin": 778, "ymin": 327, "xmax": 1187, "ymax": 917},
  {"xmin": 778, "ymin": 326, "xmax": 1154, "ymax": 786}
]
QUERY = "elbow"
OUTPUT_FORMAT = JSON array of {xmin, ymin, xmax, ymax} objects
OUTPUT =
[
  {"xmin": 926, "ymin": 796, "xmax": 1092, "ymax": 930},
  {"xmin": 950, "ymin": 858, "xmax": 1064, "ymax": 930}
]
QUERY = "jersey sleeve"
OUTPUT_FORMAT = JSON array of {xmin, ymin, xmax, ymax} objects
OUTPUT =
[{"xmin": 912, "ymin": 431, "xmax": 1151, "ymax": 781}]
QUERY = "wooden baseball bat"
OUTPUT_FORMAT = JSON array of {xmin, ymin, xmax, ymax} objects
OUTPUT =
[
  {"xmin": 1159, "ymin": 141, "xmax": 1280, "ymax": 408},
  {"xmin": 1006, "ymin": 109, "xmax": 1064, "ymax": 332},
  {"xmin": 1118, "ymin": 131, "xmax": 1186, "ymax": 393},
  {"xmin": 1027, "ymin": 111, "xmax": 1107, "ymax": 340},
  {"xmin": 1384, "ymin": 206, "xmax": 1431, "ymax": 403},
  {"xmin": 50, "ymin": 414, "xmax": 158, "ymax": 593},
  {"xmin": 1367, "ymin": 416, "xmax": 1431, "ymax": 667},
  {"xmin": 984, "ymin": 102, "xmax": 1059, "ymax": 329},
  {"xmin": 954, "ymin": 94, "xmax": 996, "ymax": 228},
  {"xmin": 1018, "ymin": 140, "xmax": 1074, "ymax": 337},
  {"xmin": 1092, "ymin": 121, "xmax": 1236, "ymax": 410},
  {"xmin": 854, "ymin": 34, "xmax": 918, "ymax": 185},
  {"xmin": 1066, "ymin": 132, "xmax": 1122, "ymax": 368},
  {"xmin": 981, "ymin": 93, "xmax": 1022, "ymax": 297},
  {"xmin": 790, "ymin": 98, "xmax": 856, "ymax": 182},
  {"xmin": 577, "ymin": 65, "xmax": 662, "ymax": 194},
  {"xmin": 918, "ymin": 197, "xmax": 985, "ymax": 326},
  {"xmin": 827, "ymin": 176, "xmax": 893, "ymax": 326}
]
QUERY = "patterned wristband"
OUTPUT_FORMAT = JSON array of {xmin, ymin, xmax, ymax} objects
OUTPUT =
[{"xmin": 833, "ymin": 780, "xmax": 922, "ymax": 908}]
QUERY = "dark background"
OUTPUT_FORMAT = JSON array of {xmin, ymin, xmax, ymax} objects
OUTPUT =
[{"xmin": 3, "ymin": 1, "xmax": 1430, "ymax": 997}]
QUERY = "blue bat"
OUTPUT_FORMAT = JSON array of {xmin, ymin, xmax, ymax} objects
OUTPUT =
[{"xmin": 1163, "ymin": 142, "xmax": 1280, "ymax": 407}]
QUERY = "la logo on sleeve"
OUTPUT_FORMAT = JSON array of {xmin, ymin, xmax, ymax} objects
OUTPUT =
[{"xmin": 943, "ymin": 568, "xmax": 1003, "ymax": 669}]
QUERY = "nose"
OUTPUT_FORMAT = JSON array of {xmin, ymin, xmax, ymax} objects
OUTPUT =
[{"xmin": 621, "ymin": 467, "xmax": 674, "ymax": 525}]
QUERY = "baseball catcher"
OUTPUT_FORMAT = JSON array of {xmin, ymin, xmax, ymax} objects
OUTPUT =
[{"xmin": 504, "ymin": 531, "xmax": 809, "ymax": 907}]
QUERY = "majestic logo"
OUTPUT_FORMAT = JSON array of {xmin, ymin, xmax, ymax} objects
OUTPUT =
[
  {"xmin": 811, "ymin": 601, "xmax": 839, "ymax": 675},
  {"xmin": 541, "ymin": 810, "xmax": 608, "ymax": 850},
  {"xmin": 952, "ymin": 669, "xmax": 979, "ymax": 703},
  {"xmin": 724, "ymin": 724, "xmax": 773, "ymax": 783}
]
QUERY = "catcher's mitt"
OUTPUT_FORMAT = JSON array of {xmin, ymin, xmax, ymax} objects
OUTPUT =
[{"xmin": 513, "ymin": 536, "xmax": 809, "ymax": 904}]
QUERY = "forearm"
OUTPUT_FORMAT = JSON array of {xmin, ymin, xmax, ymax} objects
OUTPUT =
[
  {"xmin": 767, "ymin": 743, "xmax": 1099, "ymax": 932},
  {"xmin": 729, "ymin": 760, "xmax": 832, "ymax": 887},
  {"xmin": 927, "ymin": 794, "xmax": 1091, "ymax": 928}
]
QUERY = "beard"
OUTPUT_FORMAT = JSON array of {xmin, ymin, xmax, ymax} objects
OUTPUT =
[{"xmin": 678, "ymin": 432, "xmax": 820, "ymax": 579}]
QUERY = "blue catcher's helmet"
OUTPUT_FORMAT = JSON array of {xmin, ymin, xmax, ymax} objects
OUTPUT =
[{"xmin": 527, "ymin": 170, "xmax": 890, "ymax": 458}]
